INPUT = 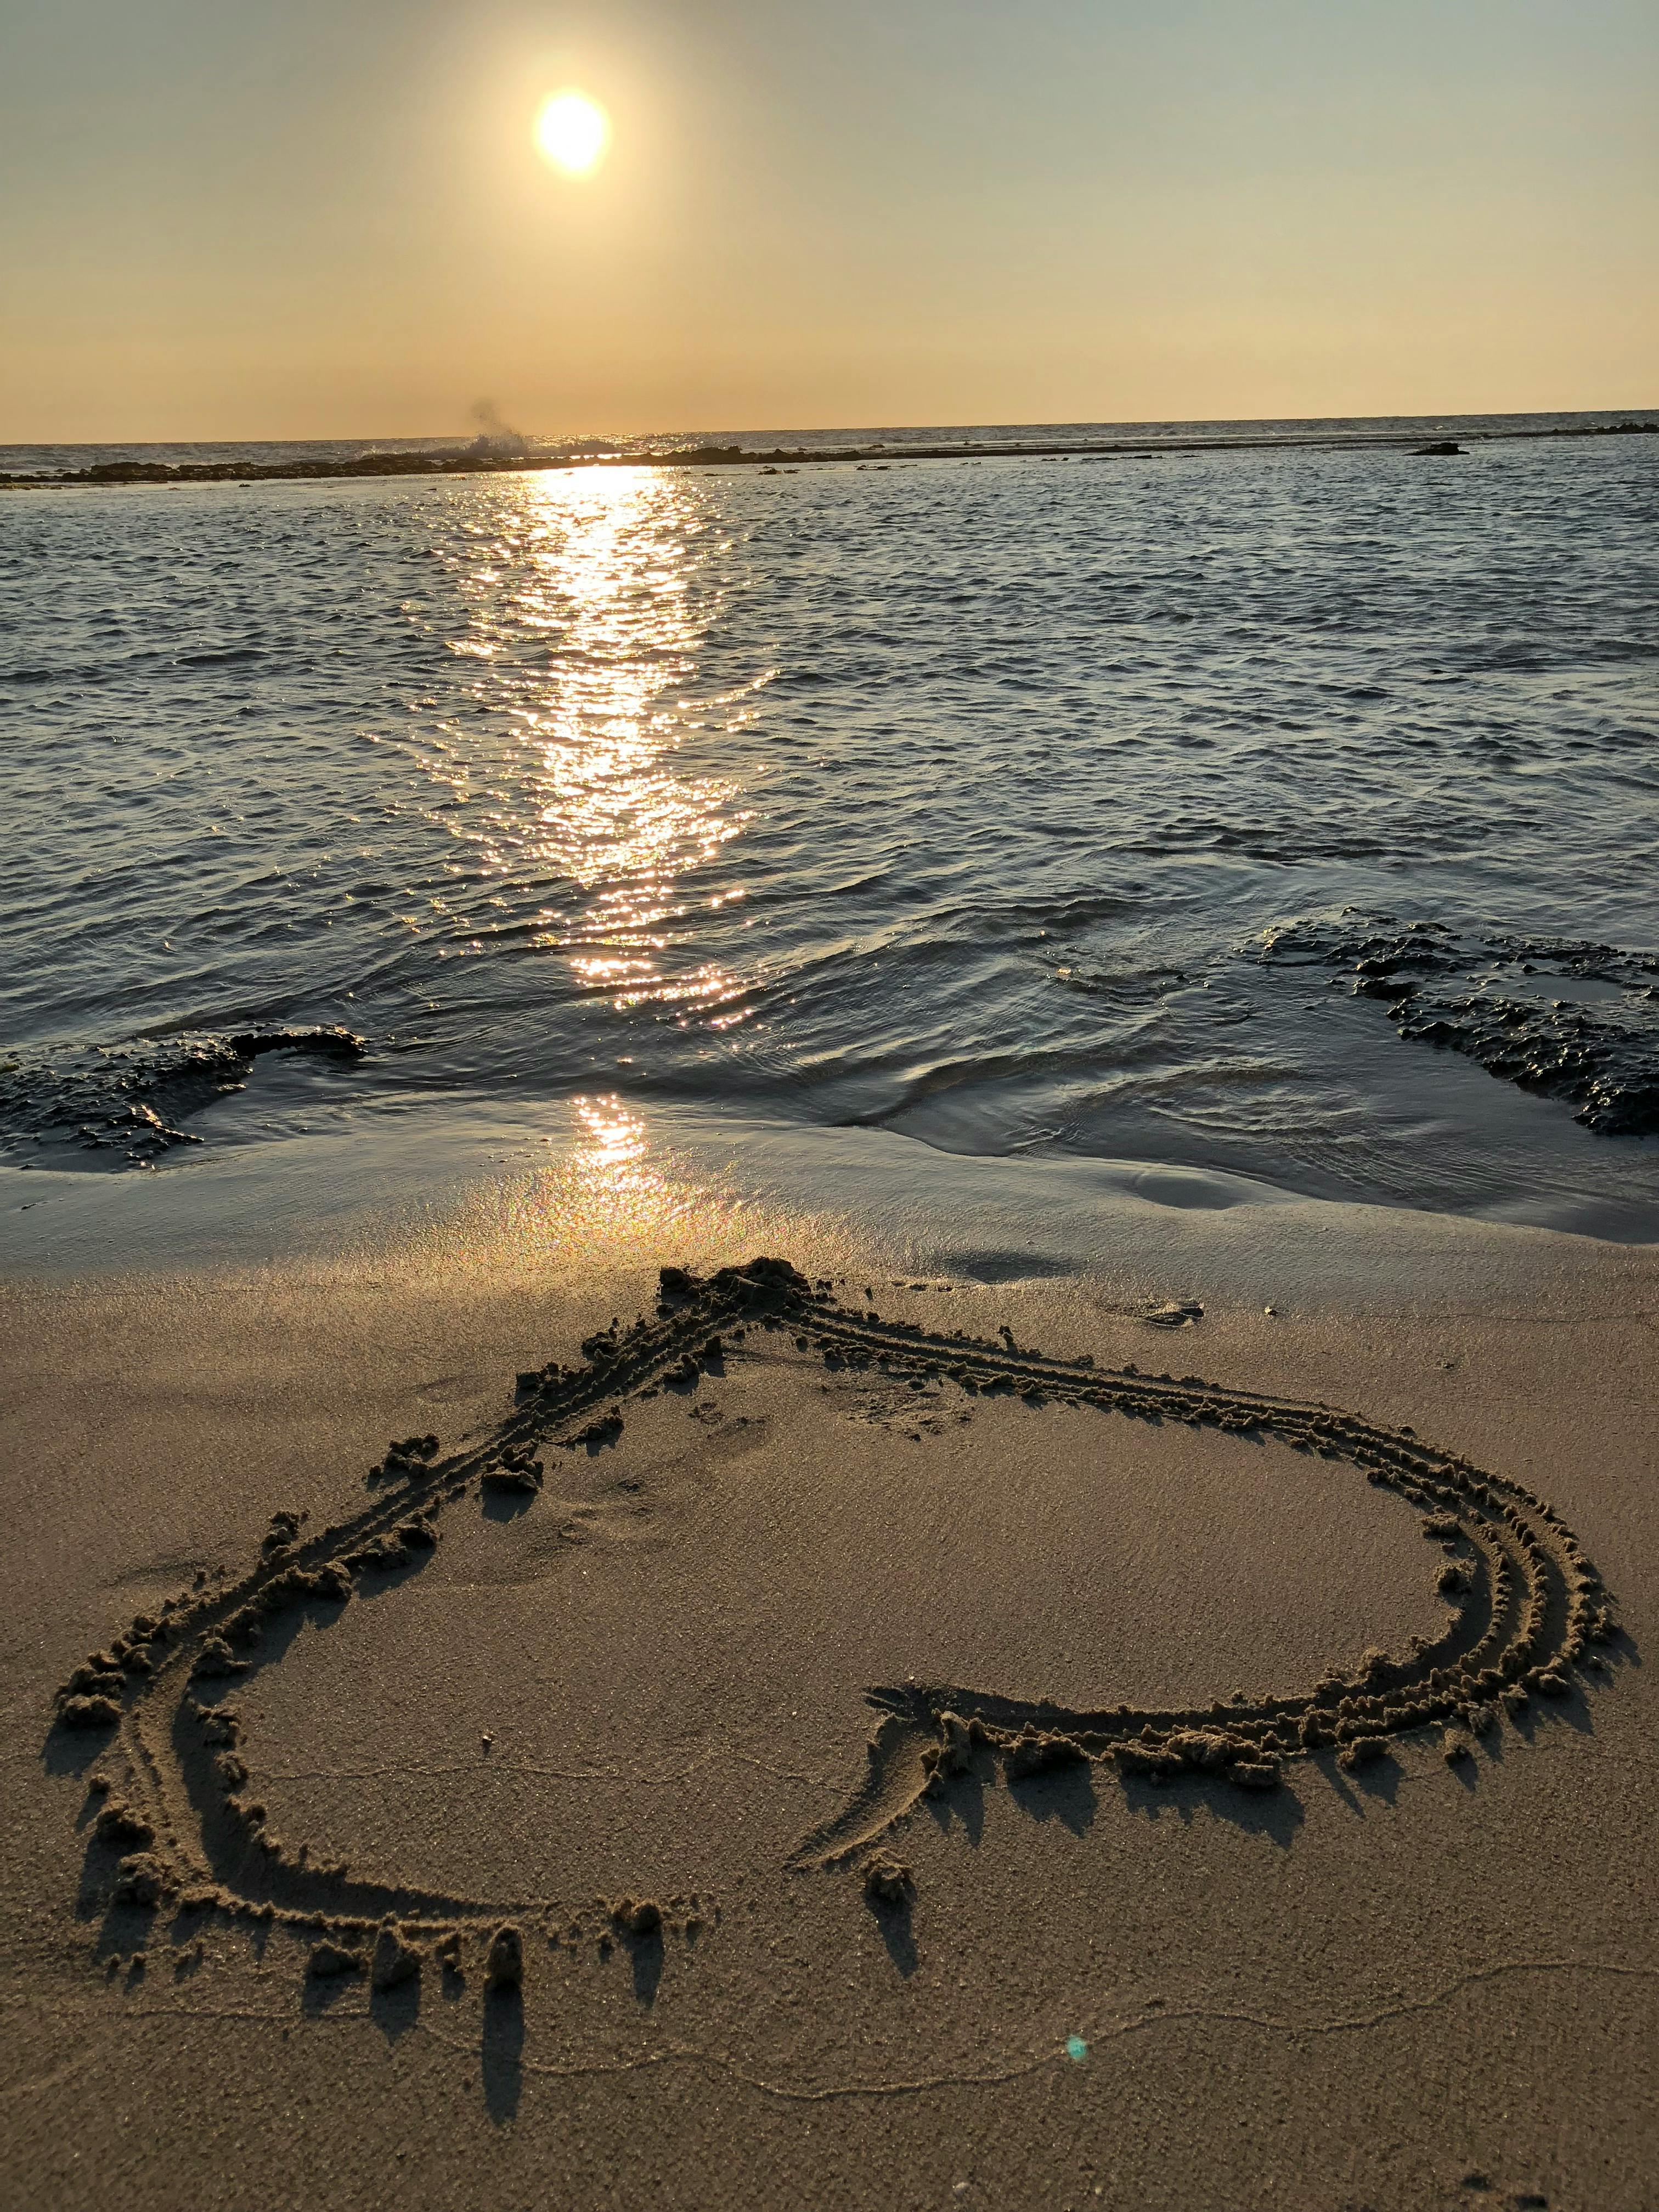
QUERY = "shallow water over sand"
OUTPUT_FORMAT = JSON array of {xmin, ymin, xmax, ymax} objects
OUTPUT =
[{"xmin": 2, "ymin": 417, "xmax": 1656, "ymax": 1237}]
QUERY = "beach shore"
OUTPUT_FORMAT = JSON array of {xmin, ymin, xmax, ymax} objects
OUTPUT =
[{"xmin": 2, "ymin": 1127, "xmax": 1656, "ymax": 2209}]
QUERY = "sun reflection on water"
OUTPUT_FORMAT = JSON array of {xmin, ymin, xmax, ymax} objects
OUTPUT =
[
  {"xmin": 416, "ymin": 467, "xmax": 761, "ymax": 1021},
  {"xmin": 502, "ymin": 1093, "xmax": 751, "ymax": 1263},
  {"xmin": 572, "ymin": 1090, "xmax": 651, "ymax": 1187},
  {"xmin": 388, "ymin": 1091, "xmax": 855, "ymax": 1289}
]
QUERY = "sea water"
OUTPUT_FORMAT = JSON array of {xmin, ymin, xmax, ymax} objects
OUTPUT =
[{"xmin": 2, "ymin": 416, "xmax": 1656, "ymax": 1249}]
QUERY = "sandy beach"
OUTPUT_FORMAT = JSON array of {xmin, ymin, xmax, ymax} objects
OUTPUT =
[
  {"xmin": 3, "ymin": 1127, "xmax": 1655, "ymax": 2210},
  {"xmin": 5, "ymin": 0, "xmax": 1654, "ymax": 2190}
]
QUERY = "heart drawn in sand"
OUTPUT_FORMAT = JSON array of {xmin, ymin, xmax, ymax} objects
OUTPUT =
[{"xmin": 55, "ymin": 1256, "xmax": 1620, "ymax": 1984}]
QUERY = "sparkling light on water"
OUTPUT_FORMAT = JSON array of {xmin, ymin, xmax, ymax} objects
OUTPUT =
[
  {"xmin": 4, "ymin": 431, "xmax": 1656, "ymax": 1233},
  {"xmin": 424, "ymin": 466, "xmax": 757, "ymax": 1019}
]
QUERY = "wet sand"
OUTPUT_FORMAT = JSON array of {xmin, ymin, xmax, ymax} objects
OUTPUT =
[{"xmin": 2, "ymin": 1162, "xmax": 1657, "ymax": 2209}]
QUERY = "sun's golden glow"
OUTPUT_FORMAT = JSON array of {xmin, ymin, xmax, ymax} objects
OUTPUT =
[
  {"xmin": 533, "ymin": 90, "xmax": 611, "ymax": 178},
  {"xmin": 416, "ymin": 466, "xmax": 760, "ymax": 1024}
]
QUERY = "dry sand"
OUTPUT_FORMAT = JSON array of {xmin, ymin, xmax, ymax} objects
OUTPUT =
[{"xmin": 2, "ymin": 1175, "xmax": 1657, "ymax": 2210}]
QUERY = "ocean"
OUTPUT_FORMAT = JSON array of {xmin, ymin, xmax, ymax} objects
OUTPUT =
[{"xmin": 3, "ymin": 411, "xmax": 1657, "ymax": 1255}]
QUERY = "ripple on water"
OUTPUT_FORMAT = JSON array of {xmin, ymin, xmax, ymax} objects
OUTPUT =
[{"xmin": 1, "ymin": 431, "xmax": 1656, "ymax": 1231}]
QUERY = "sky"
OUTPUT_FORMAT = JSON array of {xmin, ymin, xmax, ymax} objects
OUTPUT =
[{"xmin": 1, "ymin": 0, "xmax": 1655, "ymax": 441}]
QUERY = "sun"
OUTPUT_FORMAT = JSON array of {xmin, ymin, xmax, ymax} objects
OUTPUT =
[{"xmin": 533, "ymin": 90, "xmax": 611, "ymax": 179}]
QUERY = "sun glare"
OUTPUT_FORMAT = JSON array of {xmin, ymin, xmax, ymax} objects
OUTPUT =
[{"xmin": 534, "ymin": 90, "xmax": 611, "ymax": 178}]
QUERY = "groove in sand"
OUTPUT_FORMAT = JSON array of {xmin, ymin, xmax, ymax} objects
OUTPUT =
[{"xmin": 52, "ymin": 1256, "xmax": 1621, "ymax": 1982}]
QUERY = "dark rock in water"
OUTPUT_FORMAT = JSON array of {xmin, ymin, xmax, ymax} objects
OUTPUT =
[
  {"xmin": 1257, "ymin": 913, "xmax": 1659, "ymax": 1134},
  {"xmin": 1414, "ymin": 439, "xmax": 1466, "ymax": 455},
  {"xmin": 0, "ymin": 1024, "xmax": 365, "ymax": 1170}
]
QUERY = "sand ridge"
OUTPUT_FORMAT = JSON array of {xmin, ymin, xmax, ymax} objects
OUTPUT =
[{"xmin": 49, "ymin": 1255, "xmax": 1622, "ymax": 2008}]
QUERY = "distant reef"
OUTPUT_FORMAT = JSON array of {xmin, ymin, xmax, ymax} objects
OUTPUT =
[{"xmin": 3, "ymin": 419, "xmax": 1655, "ymax": 490}]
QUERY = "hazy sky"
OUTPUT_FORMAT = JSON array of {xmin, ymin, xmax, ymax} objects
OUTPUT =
[{"xmin": 2, "ymin": 0, "xmax": 1654, "ymax": 440}]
